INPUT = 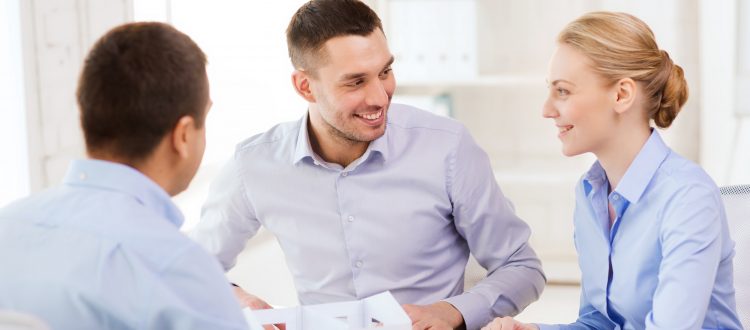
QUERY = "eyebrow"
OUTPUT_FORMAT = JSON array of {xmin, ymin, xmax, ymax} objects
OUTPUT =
[
  {"xmin": 382, "ymin": 56, "xmax": 395, "ymax": 71},
  {"xmin": 549, "ymin": 79, "xmax": 576, "ymax": 86},
  {"xmin": 340, "ymin": 56, "xmax": 395, "ymax": 82}
]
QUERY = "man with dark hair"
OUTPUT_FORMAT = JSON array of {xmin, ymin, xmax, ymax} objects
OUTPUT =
[
  {"xmin": 192, "ymin": 1, "xmax": 545, "ymax": 329},
  {"xmin": 0, "ymin": 22, "xmax": 248, "ymax": 329}
]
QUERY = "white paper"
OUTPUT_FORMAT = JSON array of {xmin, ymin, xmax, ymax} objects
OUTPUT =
[{"xmin": 243, "ymin": 291, "xmax": 411, "ymax": 330}]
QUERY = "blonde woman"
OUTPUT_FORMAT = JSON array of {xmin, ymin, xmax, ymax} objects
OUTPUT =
[{"xmin": 483, "ymin": 12, "xmax": 742, "ymax": 330}]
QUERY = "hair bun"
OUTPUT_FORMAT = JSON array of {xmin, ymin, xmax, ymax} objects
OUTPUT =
[{"xmin": 652, "ymin": 50, "xmax": 688, "ymax": 128}]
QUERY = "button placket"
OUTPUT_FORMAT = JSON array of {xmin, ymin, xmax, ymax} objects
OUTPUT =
[{"xmin": 336, "ymin": 171, "xmax": 362, "ymax": 285}]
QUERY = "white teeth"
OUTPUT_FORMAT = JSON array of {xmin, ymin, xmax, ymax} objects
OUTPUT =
[{"xmin": 358, "ymin": 111, "xmax": 382, "ymax": 120}]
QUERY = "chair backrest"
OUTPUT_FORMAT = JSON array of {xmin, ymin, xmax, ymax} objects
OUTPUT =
[{"xmin": 720, "ymin": 184, "xmax": 750, "ymax": 328}]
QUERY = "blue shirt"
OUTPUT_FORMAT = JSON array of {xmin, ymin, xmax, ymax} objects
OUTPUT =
[
  {"xmin": 539, "ymin": 131, "xmax": 742, "ymax": 330},
  {"xmin": 0, "ymin": 159, "xmax": 248, "ymax": 330},
  {"xmin": 191, "ymin": 104, "xmax": 545, "ymax": 330}
]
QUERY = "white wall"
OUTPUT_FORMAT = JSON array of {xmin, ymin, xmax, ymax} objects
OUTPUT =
[
  {"xmin": 699, "ymin": 0, "xmax": 750, "ymax": 185},
  {"xmin": 0, "ymin": 0, "xmax": 30, "ymax": 207},
  {"xmin": 19, "ymin": 0, "xmax": 133, "ymax": 191}
]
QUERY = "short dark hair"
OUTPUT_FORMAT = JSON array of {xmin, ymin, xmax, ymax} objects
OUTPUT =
[
  {"xmin": 286, "ymin": 0, "xmax": 383, "ymax": 72},
  {"xmin": 77, "ymin": 22, "xmax": 208, "ymax": 161}
]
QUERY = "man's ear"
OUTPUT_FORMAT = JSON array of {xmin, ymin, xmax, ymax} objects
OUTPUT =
[
  {"xmin": 613, "ymin": 77, "xmax": 637, "ymax": 114},
  {"xmin": 292, "ymin": 70, "xmax": 316, "ymax": 103},
  {"xmin": 171, "ymin": 115, "xmax": 195, "ymax": 159}
]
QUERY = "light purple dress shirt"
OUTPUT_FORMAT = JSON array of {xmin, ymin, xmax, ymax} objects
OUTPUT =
[{"xmin": 191, "ymin": 104, "xmax": 545, "ymax": 330}]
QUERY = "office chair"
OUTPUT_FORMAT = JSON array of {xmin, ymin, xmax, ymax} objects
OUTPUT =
[{"xmin": 720, "ymin": 184, "xmax": 750, "ymax": 328}]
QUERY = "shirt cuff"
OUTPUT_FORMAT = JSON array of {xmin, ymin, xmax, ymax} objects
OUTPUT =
[{"xmin": 443, "ymin": 292, "xmax": 491, "ymax": 330}]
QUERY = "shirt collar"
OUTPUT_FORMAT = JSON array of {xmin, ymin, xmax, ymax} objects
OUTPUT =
[
  {"xmin": 615, "ymin": 129, "xmax": 671, "ymax": 204},
  {"xmin": 62, "ymin": 159, "xmax": 185, "ymax": 227},
  {"xmin": 292, "ymin": 113, "xmax": 316, "ymax": 165},
  {"xmin": 582, "ymin": 129, "xmax": 670, "ymax": 204},
  {"xmin": 292, "ymin": 111, "xmax": 390, "ymax": 166},
  {"xmin": 583, "ymin": 161, "xmax": 608, "ymax": 197},
  {"xmin": 363, "ymin": 122, "xmax": 389, "ymax": 163}
]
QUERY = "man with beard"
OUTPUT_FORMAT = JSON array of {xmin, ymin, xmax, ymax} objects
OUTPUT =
[{"xmin": 191, "ymin": 1, "xmax": 545, "ymax": 329}]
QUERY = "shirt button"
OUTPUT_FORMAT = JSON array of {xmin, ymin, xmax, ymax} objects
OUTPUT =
[
  {"xmin": 342, "ymin": 172, "xmax": 348, "ymax": 177},
  {"xmin": 348, "ymin": 216, "xmax": 355, "ymax": 222},
  {"xmin": 612, "ymin": 194, "xmax": 620, "ymax": 200},
  {"xmin": 355, "ymin": 260, "xmax": 363, "ymax": 268},
  {"xmin": 78, "ymin": 172, "xmax": 87, "ymax": 180}
]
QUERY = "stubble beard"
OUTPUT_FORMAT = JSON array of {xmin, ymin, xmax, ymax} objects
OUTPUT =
[{"xmin": 325, "ymin": 118, "xmax": 386, "ymax": 147}]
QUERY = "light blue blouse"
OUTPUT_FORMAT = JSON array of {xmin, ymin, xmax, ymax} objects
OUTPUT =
[
  {"xmin": 540, "ymin": 130, "xmax": 741, "ymax": 330},
  {"xmin": 0, "ymin": 159, "xmax": 248, "ymax": 329}
]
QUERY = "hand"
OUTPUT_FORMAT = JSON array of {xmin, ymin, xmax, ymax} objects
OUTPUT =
[
  {"xmin": 402, "ymin": 301, "xmax": 464, "ymax": 330},
  {"xmin": 232, "ymin": 286, "xmax": 285, "ymax": 330},
  {"xmin": 233, "ymin": 285, "xmax": 273, "ymax": 309},
  {"xmin": 481, "ymin": 317, "xmax": 538, "ymax": 330}
]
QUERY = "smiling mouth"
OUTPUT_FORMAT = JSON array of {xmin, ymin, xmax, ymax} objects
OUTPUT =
[
  {"xmin": 355, "ymin": 110, "xmax": 383, "ymax": 121},
  {"xmin": 558, "ymin": 125, "xmax": 573, "ymax": 133}
]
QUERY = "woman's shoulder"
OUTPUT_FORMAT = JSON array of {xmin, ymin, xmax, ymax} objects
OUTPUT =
[
  {"xmin": 651, "ymin": 151, "xmax": 724, "ymax": 229},
  {"xmin": 657, "ymin": 151, "xmax": 719, "ymax": 193}
]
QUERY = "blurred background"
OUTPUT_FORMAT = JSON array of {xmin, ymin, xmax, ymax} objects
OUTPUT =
[{"xmin": 1, "ymin": 0, "xmax": 748, "ymax": 323}]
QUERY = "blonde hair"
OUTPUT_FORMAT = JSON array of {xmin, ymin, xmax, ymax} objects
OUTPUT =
[{"xmin": 559, "ymin": 11, "xmax": 688, "ymax": 128}]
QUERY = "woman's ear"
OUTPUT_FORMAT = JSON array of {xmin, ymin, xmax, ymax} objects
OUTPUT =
[
  {"xmin": 613, "ymin": 77, "xmax": 637, "ymax": 114},
  {"xmin": 292, "ymin": 70, "xmax": 316, "ymax": 103}
]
